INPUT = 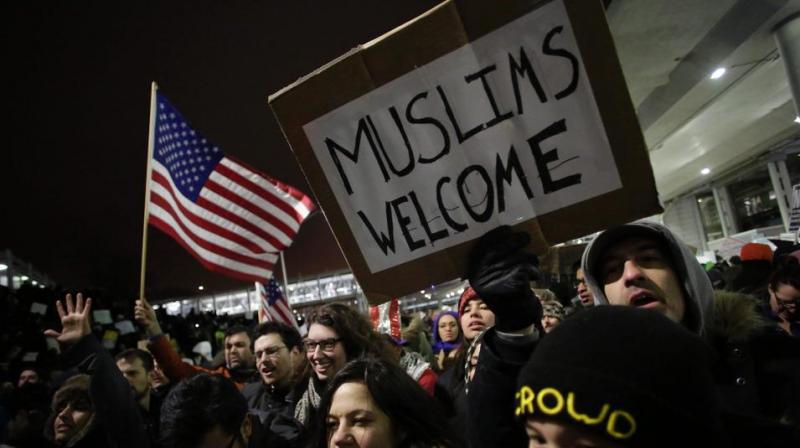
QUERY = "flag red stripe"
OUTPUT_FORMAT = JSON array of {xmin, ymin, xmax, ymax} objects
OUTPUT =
[
  {"xmin": 258, "ymin": 286, "xmax": 296, "ymax": 328},
  {"xmin": 225, "ymin": 156, "xmax": 316, "ymax": 215},
  {"xmin": 217, "ymin": 159, "xmax": 310, "ymax": 224},
  {"xmin": 270, "ymin": 307, "xmax": 293, "ymax": 327},
  {"xmin": 195, "ymin": 195, "xmax": 286, "ymax": 251},
  {"xmin": 203, "ymin": 178, "xmax": 297, "ymax": 242},
  {"xmin": 151, "ymin": 171, "xmax": 268, "ymax": 254},
  {"xmin": 149, "ymin": 196, "xmax": 273, "ymax": 268},
  {"xmin": 271, "ymin": 301, "xmax": 294, "ymax": 326},
  {"xmin": 149, "ymin": 216, "xmax": 272, "ymax": 282}
]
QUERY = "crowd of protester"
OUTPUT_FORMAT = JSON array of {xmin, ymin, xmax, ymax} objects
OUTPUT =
[{"xmin": 1, "ymin": 222, "xmax": 799, "ymax": 447}]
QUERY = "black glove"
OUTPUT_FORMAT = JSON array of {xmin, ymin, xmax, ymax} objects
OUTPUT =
[{"xmin": 466, "ymin": 226, "xmax": 542, "ymax": 332}]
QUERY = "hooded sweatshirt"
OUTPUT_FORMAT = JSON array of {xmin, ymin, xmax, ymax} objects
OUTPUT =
[{"xmin": 581, "ymin": 221, "xmax": 715, "ymax": 336}]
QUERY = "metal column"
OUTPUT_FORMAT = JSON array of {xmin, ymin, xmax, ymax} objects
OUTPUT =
[{"xmin": 767, "ymin": 160, "xmax": 792, "ymax": 232}]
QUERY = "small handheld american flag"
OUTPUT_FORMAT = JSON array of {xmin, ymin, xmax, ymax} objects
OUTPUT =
[{"xmin": 256, "ymin": 278, "xmax": 298, "ymax": 329}]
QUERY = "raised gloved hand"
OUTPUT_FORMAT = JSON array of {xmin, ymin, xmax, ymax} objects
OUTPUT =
[{"xmin": 466, "ymin": 226, "xmax": 542, "ymax": 333}]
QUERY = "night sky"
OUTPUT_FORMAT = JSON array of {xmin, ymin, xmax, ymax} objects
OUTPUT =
[{"xmin": 3, "ymin": 0, "xmax": 440, "ymax": 300}]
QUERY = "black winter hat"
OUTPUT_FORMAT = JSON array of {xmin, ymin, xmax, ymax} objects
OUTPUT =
[{"xmin": 515, "ymin": 306, "xmax": 725, "ymax": 447}]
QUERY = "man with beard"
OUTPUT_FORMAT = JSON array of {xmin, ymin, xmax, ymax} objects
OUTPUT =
[
  {"xmin": 135, "ymin": 297, "xmax": 258, "ymax": 389},
  {"xmin": 115, "ymin": 349, "xmax": 162, "ymax": 445}
]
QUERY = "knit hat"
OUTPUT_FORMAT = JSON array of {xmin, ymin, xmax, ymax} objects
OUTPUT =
[
  {"xmin": 740, "ymin": 242, "xmax": 773, "ymax": 262},
  {"xmin": 458, "ymin": 287, "xmax": 479, "ymax": 316},
  {"xmin": 541, "ymin": 300, "xmax": 565, "ymax": 321},
  {"xmin": 515, "ymin": 306, "xmax": 724, "ymax": 447}
]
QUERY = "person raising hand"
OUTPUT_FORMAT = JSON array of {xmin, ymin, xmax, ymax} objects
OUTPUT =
[{"xmin": 43, "ymin": 293, "xmax": 149, "ymax": 447}]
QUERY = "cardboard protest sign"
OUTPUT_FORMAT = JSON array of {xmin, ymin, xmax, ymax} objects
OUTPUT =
[{"xmin": 270, "ymin": 0, "xmax": 661, "ymax": 304}]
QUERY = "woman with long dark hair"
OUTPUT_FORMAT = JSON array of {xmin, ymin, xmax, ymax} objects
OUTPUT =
[
  {"xmin": 295, "ymin": 303, "xmax": 391, "ymax": 426},
  {"xmin": 431, "ymin": 311, "xmax": 463, "ymax": 372},
  {"xmin": 314, "ymin": 357, "xmax": 456, "ymax": 448}
]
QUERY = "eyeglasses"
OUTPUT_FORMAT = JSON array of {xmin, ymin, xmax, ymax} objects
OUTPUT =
[
  {"xmin": 774, "ymin": 294, "xmax": 799, "ymax": 311},
  {"xmin": 303, "ymin": 338, "xmax": 341, "ymax": 352},
  {"xmin": 572, "ymin": 279, "xmax": 586, "ymax": 288},
  {"xmin": 254, "ymin": 345, "xmax": 286, "ymax": 360}
]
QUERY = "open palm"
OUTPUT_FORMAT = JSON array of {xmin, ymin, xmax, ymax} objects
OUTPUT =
[{"xmin": 44, "ymin": 293, "xmax": 92, "ymax": 346}]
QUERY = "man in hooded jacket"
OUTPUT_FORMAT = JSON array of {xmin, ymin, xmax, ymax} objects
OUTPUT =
[
  {"xmin": 580, "ymin": 221, "xmax": 800, "ymax": 425},
  {"xmin": 465, "ymin": 224, "xmax": 800, "ymax": 448}
]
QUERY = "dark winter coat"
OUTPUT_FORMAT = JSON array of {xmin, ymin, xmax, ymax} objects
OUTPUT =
[
  {"xmin": 45, "ymin": 335, "xmax": 149, "ymax": 448},
  {"xmin": 708, "ymin": 291, "xmax": 800, "ymax": 425}
]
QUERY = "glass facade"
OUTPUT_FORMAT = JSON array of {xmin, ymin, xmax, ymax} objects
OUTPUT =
[
  {"xmin": 154, "ymin": 272, "xmax": 362, "ymax": 317},
  {"xmin": 727, "ymin": 167, "xmax": 783, "ymax": 232}
]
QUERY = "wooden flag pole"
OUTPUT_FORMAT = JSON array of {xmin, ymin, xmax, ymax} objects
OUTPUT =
[
  {"xmin": 279, "ymin": 251, "xmax": 290, "ymax": 295},
  {"xmin": 139, "ymin": 81, "xmax": 158, "ymax": 299}
]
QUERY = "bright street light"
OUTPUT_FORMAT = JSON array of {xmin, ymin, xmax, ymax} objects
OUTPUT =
[{"xmin": 710, "ymin": 67, "xmax": 726, "ymax": 79}]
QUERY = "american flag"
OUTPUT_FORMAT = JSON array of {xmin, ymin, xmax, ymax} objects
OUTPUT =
[
  {"xmin": 256, "ymin": 278, "xmax": 298, "ymax": 328},
  {"xmin": 148, "ymin": 90, "xmax": 314, "ymax": 282}
]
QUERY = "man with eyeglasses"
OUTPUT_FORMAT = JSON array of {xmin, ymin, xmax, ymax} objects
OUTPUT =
[
  {"xmin": 765, "ymin": 257, "xmax": 800, "ymax": 337},
  {"xmin": 241, "ymin": 322, "xmax": 306, "ymax": 424},
  {"xmin": 568, "ymin": 260, "xmax": 594, "ymax": 313}
]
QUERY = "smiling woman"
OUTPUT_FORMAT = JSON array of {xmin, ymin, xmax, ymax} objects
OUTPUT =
[
  {"xmin": 294, "ymin": 304, "xmax": 393, "ymax": 426},
  {"xmin": 314, "ymin": 357, "xmax": 457, "ymax": 448}
]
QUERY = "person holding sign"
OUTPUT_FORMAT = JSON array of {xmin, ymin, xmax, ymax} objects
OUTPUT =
[
  {"xmin": 581, "ymin": 222, "xmax": 800, "ymax": 427},
  {"xmin": 466, "ymin": 225, "xmax": 800, "ymax": 447},
  {"xmin": 434, "ymin": 286, "xmax": 498, "ymax": 445}
]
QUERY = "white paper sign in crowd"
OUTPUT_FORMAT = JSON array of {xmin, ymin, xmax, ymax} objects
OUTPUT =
[{"xmin": 303, "ymin": 0, "xmax": 621, "ymax": 273}]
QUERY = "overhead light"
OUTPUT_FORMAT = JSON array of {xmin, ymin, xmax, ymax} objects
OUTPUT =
[
  {"xmin": 0, "ymin": 263, "xmax": 7, "ymax": 271},
  {"xmin": 700, "ymin": 168, "xmax": 711, "ymax": 175},
  {"xmin": 198, "ymin": 285, "xmax": 204, "ymax": 291},
  {"xmin": 697, "ymin": 198, "xmax": 703, "ymax": 203},
  {"xmin": 795, "ymin": 116, "xmax": 800, "ymax": 124},
  {"xmin": 710, "ymin": 67, "xmax": 726, "ymax": 79},
  {"xmin": 31, "ymin": 280, "xmax": 38, "ymax": 285},
  {"xmin": 20, "ymin": 275, "xmax": 29, "ymax": 281}
]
